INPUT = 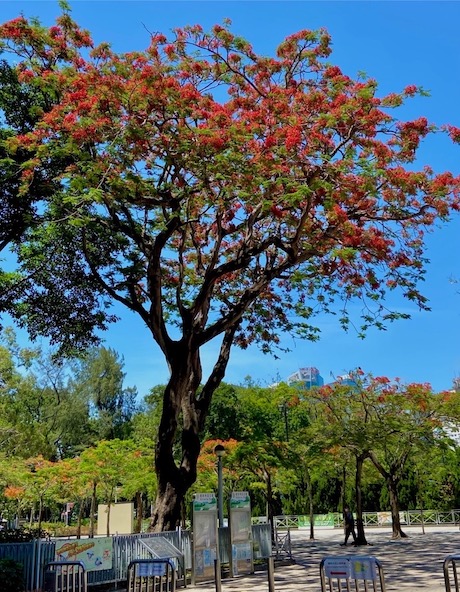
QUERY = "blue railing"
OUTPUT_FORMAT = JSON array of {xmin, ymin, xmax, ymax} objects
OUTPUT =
[{"xmin": 0, "ymin": 524, "xmax": 272, "ymax": 591}]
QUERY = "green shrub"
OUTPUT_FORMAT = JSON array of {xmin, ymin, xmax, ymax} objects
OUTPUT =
[
  {"xmin": 0, "ymin": 526, "xmax": 49, "ymax": 543},
  {"xmin": 0, "ymin": 558, "xmax": 24, "ymax": 592},
  {"xmin": 40, "ymin": 522, "xmax": 88, "ymax": 537}
]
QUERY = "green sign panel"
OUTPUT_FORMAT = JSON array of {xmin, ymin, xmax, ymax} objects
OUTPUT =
[
  {"xmin": 230, "ymin": 492, "xmax": 250, "ymax": 510},
  {"xmin": 193, "ymin": 493, "xmax": 217, "ymax": 512},
  {"xmin": 299, "ymin": 513, "xmax": 335, "ymax": 527}
]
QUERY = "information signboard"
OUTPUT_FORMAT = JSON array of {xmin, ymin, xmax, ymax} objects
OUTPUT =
[
  {"xmin": 55, "ymin": 537, "xmax": 113, "ymax": 572},
  {"xmin": 192, "ymin": 493, "xmax": 218, "ymax": 583},
  {"xmin": 323, "ymin": 557, "xmax": 351, "ymax": 579},
  {"xmin": 229, "ymin": 491, "xmax": 253, "ymax": 576},
  {"xmin": 323, "ymin": 556, "xmax": 378, "ymax": 582},
  {"xmin": 351, "ymin": 557, "xmax": 377, "ymax": 580}
]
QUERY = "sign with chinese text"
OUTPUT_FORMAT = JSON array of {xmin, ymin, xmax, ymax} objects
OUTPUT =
[{"xmin": 55, "ymin": 537, "xmax": 113, "ymax": 572}]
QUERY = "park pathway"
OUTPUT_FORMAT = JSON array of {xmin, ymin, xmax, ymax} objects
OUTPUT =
[{"xmin": 191, "ymin": 526, "xmax": 460, "ymax": 592}]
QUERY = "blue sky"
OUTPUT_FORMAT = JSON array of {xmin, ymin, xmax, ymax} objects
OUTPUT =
[{"xmin": 1, "ymin": 1, "xmax": 460, "ymax": 396}]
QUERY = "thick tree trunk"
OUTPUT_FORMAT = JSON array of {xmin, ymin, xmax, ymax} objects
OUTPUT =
[
  {"xmin": 151, "ymin": 478, "xmax": 188, "ymax": 531},
  {"xmin": 149, "ymin": 326, "xmax": 236, "ymax": 531},
  {"xmin": 388, "ymin": 477, "xmax": 407, "ymax": 538},
  {"xmin": 150, "ymin": 344, "xmax": 203, "ymax": 531},
  {"xmin": 354, "ymin": 453, "xmax": 368, "ymax": 546}
]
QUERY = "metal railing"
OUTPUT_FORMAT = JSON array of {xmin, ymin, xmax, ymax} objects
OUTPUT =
[
  {"xmin": 43, "ymin": 561, "xmax": 87, "ymax": 592},
  {"xmin": 127, "ymin": 559, "xmax": 176, "ymax": 592},
  {"xmin": 444, "ymin": 555, "xmax": 460, "ymax": 591},
  {"xmin": 320, "ymin": 556, "xmax": 386, "ymax": 592},
  {"xmin": 274, "ymin": 528, "xmax": 292, "ymax": 560},
  {"xmin": 0, "ymin": 523, "xmax": 273, "ymax": 591}
]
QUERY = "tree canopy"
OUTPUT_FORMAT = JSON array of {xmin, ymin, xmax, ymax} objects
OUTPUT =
[{"xmin": 1, "ymin": 7, "xmax": 460, "ymax": 529}]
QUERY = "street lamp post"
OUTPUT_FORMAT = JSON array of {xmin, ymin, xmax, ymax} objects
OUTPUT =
[{"xmin": 214, "ymin": 444, "xmax": 225, "ymax": 528}]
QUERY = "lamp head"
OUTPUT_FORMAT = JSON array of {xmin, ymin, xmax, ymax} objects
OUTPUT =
[{"xmin": 214, "ymin": 444, "xmax": 225, "ymax": 458}]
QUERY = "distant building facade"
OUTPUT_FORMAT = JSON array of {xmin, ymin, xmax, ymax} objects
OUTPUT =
[
  {"xmin": 330, "ymin": 373, "xmax": 358, "ymax": 387},
  {"xmin": 286, "ymin": 367, "xmax": 324, "ymax": 389}
]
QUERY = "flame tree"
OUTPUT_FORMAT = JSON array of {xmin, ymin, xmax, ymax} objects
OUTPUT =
[{"xmin": 0, "ymin": 5, "xmax": 459, "ymax": 529}]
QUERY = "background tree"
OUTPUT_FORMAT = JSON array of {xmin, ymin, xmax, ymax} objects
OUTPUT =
[
  {"xmin": 20, "ymin": 456, "xmax": 59, "ymax": 531},
  {"xmin": 0, "ymin": 456, "xmax": 29, "ymax": 524},
  {"xmin": 195, "ymin": 439, "xmax": 241, "ymax": 500},
  {"xmin": 316, "ymin": 373, "xmax": 451, "ymax": 539},
  {"xmin": 309, "ymin": 379, "xmax": 371, "ymax": 545},
  {"xmin": 116, "ymin": 441, "xmax": 156, "ymax": 533},
  {"xmin": 287, "ymin": 421, "xmax": 336, "ymax": 539},
  {"xmin": 363, "ymin": 380, "xmax": 443, "ymax": 538},
  {"xmin": 233, "ymin": 440, "xmax": 288, "ymax": 533},
  {"xmin": 131, "ymin": 385, "xmax": 163, "ymax": 445},
  {"xmin": 1, "ymin": 9, "xmax": 460, "ymax": 530},
  {"xmin": 202, "ymin": 383, "xmax": 244, "ymax": 441},
  {"xmin": 48, "ymin": 457, "xmax": 88, "ymax": 537},
  {"xmin": 72, "ymin": 347, "xmax": 138, "ymax": 441},
  {"xmin": 0, "ymin": 328, "xmax": 93, "ymax": 459}
]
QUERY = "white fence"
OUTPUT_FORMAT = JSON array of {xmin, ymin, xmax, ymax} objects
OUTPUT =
[{"xmin": 271, "ymin": 509, "xmax": 460, "ymax": 530}]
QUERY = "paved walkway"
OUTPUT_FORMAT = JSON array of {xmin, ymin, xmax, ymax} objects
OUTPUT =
[{"xmin": 192, "ymin": 526, "xmax": 460, "ymax": 592}]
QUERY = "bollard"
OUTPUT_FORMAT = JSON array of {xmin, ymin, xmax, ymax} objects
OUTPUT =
[
  {"xmin": 267, "ymin": 556, "xmax": 275, "ymax": 592},
  {"xmin": 214, "ymin": 559, "xmax": 222, "ymax": 592}
]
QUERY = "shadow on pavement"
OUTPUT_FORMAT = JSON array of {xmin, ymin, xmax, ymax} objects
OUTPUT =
[
  {"xmin": 292, "ymin": 528, "xmax": 460, "ymax": 591},
  {"xmin": 193, "ymin": 527, "xmax": 460, "ymax": 592}
]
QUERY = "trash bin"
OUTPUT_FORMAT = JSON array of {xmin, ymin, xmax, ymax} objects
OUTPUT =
[{"xmin": 43, "ymin": 569, "xmax": 57, "ymax": 592}]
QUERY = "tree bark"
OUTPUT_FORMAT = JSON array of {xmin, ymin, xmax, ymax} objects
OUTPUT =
[
  {"xmin": 38, "ymin": 497, "xmax": 43, "ymax": 532},
  {"xmin": 149, "ymin": 325, "xmax": 236, "ymax": 531},
  {"xmin": 354, "ymin": 453, "xmax": 368, "ymax": 545},
  {"xmin": 339, "ymin": 464, "xmax": 346, "ymax": 512},
  {"xmin": 266, "ymin": 470, "xmax": 275, "ymax": 538},
  {"xmin": 89, "ymin": 482, "xmax": 97, "ymax": 538},
  {"xmin": 76, "ymin": 499, "xmax": 84, "ymax": 539},
  {"xmin": 368, "ymin": 451, "xmax": 407, "ymax": 539},
  {"xmin": 135, "ymin": 492, "xmax": 143, "ymax": 533},
  {"xmin": 306, "ymin": 469, "xmax": 315, "ymax": 540},
  {"xmin": 106, "ymin": 499, "xmax": 111, "ymax": 537},
  {"xmin": 388, "ymin": 477, "xmax": 407, "ymax": 538},
  {"xmin": 151, "ymin": 477, "xmax": 188, "ymax": 532},
  {"xmin": 150, "ymin": 342, "xmax": 203, "ymax": 531}
]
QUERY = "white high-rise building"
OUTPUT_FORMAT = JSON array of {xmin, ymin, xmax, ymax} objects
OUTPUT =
[{"xmin": 286, "ymin": 367, "xmax": 324, "ymax": 389}]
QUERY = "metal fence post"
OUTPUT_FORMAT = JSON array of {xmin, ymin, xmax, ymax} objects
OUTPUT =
[
  {"xmin": 214, "ymin": 559, "xmax": 222, "ymax": 592},
  {"xmin": 267, "ymin": 556, "xmax": 275, "ymax": 592}
]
